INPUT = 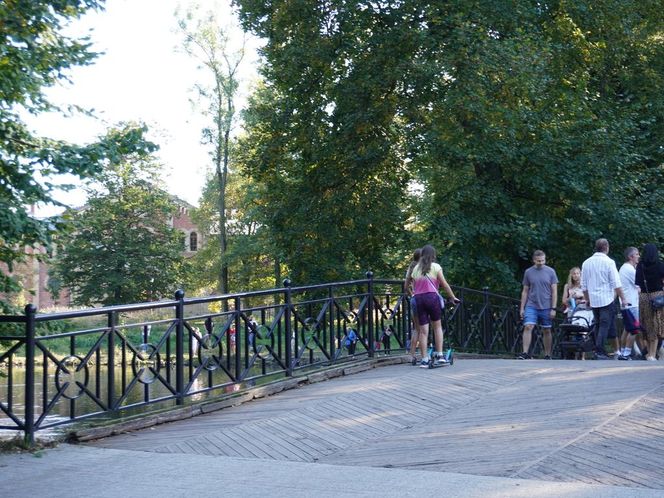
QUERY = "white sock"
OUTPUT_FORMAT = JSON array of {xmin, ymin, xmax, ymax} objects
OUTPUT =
[{"xmin": 623, "ymin": 348, "xmax": 632, "ymax": 357}]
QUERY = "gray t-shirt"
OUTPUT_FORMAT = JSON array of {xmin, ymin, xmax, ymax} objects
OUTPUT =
[{"xmin": 523, "ymin": 265, "xmax": 558, "ymax": 310}]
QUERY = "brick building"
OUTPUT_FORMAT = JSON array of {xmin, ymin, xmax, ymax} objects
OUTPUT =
[{"xmin": 3, "ymin": 198, "xmax": 202, "ymax": 311}]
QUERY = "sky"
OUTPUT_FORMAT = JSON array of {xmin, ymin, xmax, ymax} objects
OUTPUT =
[{"xmin": 29, "ymin": 0, "xmax": 260, "ymax": 213}]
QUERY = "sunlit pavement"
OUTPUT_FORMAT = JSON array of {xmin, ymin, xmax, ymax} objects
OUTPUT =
[{"xmin": 1, "ymin": 444, "xmax": 663, "ymax": 498}]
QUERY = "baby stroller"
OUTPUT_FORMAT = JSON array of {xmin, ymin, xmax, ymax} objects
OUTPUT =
[{"xmin": 559, "ymin": 308, "xmax": 595, "ymax": 359}]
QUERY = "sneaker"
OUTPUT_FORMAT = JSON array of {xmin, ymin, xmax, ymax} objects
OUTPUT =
[
  {"xmin": 618, "ymin": 355, "xmax": 632, "ymax": 361},
  {"xmin": 595, "ymin": 353, "xmax": 610, "ymax": 360},
  {"xmin": 517, "ymin": 352, "xmax": 531, "ymax": 360},
  {"xmin": 419, "ymin": 358, "xmax": 431, "ymax": 368},
  {"xmin": 646, "ymin": 356, "xmax": 657, "ymax": 362},
  {"xmin": 543, "ymin": 355, "xmax": 552, "ymax": 360},
  {"xmin": 434, "ymin": 353, "xmax": 448, "ymax": 365}
]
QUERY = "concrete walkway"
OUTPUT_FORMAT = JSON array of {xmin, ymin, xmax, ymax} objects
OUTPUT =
[
  {"xmin": 2, "ymin": 358, "xmax": 664, "ymax": 497},
  {"xmin": 2, "ymin": 444, "xmax": 664, "ymax": 498}
]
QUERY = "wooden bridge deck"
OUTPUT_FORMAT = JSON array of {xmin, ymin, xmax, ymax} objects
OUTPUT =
[{"xmin": 89, "ymin": 358, "xmax": 664, "ymax": 490}]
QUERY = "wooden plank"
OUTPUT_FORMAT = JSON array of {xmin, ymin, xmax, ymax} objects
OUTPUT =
[
  {"xmin": 218, "ymin": 426, "xmax": 268, "ymax": 459},
  {"xmin": 248, "ymin": 421, "xmax": 313, "ymax": 462},
  {"xmin": 232, "ymin": 423, "xmax": 301, "ymax": 460},
  {"xmin": 262, "ymin": 417, "xmax": 331, "ymax": 455},
  {"xmin": 84, "ymin": 359, "xmax": 664, "ymax": 490}
]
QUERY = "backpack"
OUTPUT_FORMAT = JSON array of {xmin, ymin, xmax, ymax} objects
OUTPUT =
[{"xmin": 344, "ymin": 328, "xmax": 358, "ymax": 348}]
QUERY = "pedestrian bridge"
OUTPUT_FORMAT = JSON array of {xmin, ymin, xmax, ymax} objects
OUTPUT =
[
  {"xmin": 85, "ymin": 357, "xmax": 664, "ymax": 492},
  {"xmin": 1, "ymin": 277, "xmax": 525, "ymax": 442}
]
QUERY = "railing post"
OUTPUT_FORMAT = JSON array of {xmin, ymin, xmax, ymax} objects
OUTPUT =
[
  {"xmin": 174, "ymin": 289, "xmax": 185, "ymax": 405},
  {"xmin": 483, "ymin": 287, "xmax": 491, "ymax": 353},
  {"xmin": 329, "ymin": 285, "xmax": 335, "ymax": 360},
  {"xmin": 24, "ymin": 304, "xmax": 36, "ymax": 446},
  {"xmin": 367, "ymin": 271, "xmax": 374, "ymax": 358},
  {"xmin": 458, "ymin": 287, "xmax": 466, "ymax": 346},
  {"xmin": 234, "ymin": 296, "xmax": 241, "ymax": 379},
  {"xmin": 107, "ymin": 310, "xmax": 116, "ymax": 410},
  {"xmin": 402, "ymin": 279, "xmax": 409, "ymax": 352},
  {"xmin": 283, "ymin": 279, "xmax": 293, "ymax": 375}
]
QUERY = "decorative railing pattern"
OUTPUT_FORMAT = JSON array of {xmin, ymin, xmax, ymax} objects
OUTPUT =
[{"xmin": 1, "ymin": 274, "xmax": 550, "ymax": 443}]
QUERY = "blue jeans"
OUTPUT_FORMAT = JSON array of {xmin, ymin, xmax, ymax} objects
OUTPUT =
[{"xmin": 592, "ymin": 302, "xmax": 616, "ymax": 355}]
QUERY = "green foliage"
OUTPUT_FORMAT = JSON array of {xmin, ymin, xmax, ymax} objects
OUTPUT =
[
  {"xmin": 235, "ymin": 0, "xmax": 664, "ymax": 293},
  {"xmin": 53, "ymin": 156, "xmax": 188, "ymax": 306},
  {"xmin": 413, "ymin": 1, "xmax": 664, "ymax": 292},
  {"xmin": 190, "ymin": 161, "xmax": 280, "ymax": 294},
  {"xmin": 235, "ymin": 25, "xmax": 412, "ymax": 284},
  {"xmin": 177, "ymin": 5, "xmax": 246, "ymax": 295},
  {"xmin": 0, "ymin": 1, "xmax": 157, "ymax": 308}
]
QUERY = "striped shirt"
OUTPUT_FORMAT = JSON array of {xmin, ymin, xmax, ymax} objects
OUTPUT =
[{"xmin": 581, "ymin": 252, "xmax": 622, "ymax": 308}]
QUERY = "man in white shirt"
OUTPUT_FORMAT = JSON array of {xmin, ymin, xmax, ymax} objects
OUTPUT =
[
  {"xmin": 618, "ymin": 247, "xmax": 640, "ymax": 359},
  {"xmin": 582, "ymin": 238, "xmax": 629, "ymax": 359}
]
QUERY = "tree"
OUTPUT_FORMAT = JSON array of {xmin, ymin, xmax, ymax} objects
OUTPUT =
[
  {"xmin": 53, "ymin": 154, "xmax": 187, "ymax": 306},
  {"xmin": 234, "ymin": 0, "xmax": 664, "ymax": 293},
  {"xmin": 190, "ymin": 161, "xmax": 279, "ymax": 294},
  {"xmin": 0, "ymin": 1, "xmax": 156, "ymax": 311},
  {"xmin": 235, "ymin": 7, "xmax": 412, "ymax": 284},
  {"xmin": 177, "ymin": 4, "xmax": 246, "ymax": 294},
  {"xmin": 411, "ymin": 1, "xmax": 664, "ymax": 293}
]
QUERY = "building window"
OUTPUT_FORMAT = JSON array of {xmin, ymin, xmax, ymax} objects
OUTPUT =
[{"xmin": 189, "ymin": 232, "xmax": 198, "ymax": 252}]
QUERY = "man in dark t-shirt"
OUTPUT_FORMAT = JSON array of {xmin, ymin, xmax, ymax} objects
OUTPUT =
[{"xmin": 518, "ymin": 250, "xmax": 559, "ymax": 359}]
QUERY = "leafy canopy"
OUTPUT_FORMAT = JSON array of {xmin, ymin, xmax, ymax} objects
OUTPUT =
[
  {"xmin": 234, "ymin": 0, "xmax": 664, "ymax": 293},
  {"xmin": 0, "ymin": 1, "xmax": 156, "ymax": 310},
  {"xmin": 53, "ymin": 152, "xmax": 187, "ymax": 306}
]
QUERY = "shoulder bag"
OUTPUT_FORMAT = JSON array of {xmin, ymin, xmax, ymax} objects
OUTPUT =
[
  {"xmin": 641, "ymin": 266, "xmax": 664, "ymax": 310},
  {"xmin": 425, "ymin": 274, "xmax": 445, "ymax": 309}
]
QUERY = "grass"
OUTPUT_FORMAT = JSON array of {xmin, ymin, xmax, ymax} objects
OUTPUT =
[{"xmin": 0, "ymin": 435, "xmax": 61, "ymax": 455}]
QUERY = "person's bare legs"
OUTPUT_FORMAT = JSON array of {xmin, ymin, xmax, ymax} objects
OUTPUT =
[
  {"xmin": 409, "ymin": 314, "xmax": 421, "ymax": 358},
  {"xmin": 542, "ymin": 327, "xmax": 552, "ymax": 357},
  {"xmin": 408, "ymin": 335, "xmax": 419, "ymax": 357},
  {"xmin": 432, "ymin": 319, "xmax": 444, "ymax": 355},
  {"xmin": 620, "ymin": 330, "xmax": 628, "ymax": 354},
  {"xmin": 648, "ymin": 337, "xmax": 658, "ymax": 360},
  {"xmin": 623, "ymin": 333, "xmax": 636, "ymax": 356},
  {"xmin": 522, "ymin": 324, "xmax": 534, "ymax": 354},
  {"xmin": 418, "ymin": 323, "xmax": 429, "ymax": 359},
  {"xmin": 612, "ymin": 337, "xmax": 620, "ymax": 356}
]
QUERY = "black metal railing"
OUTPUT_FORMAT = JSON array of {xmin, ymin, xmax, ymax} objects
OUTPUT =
[{"xmin": 1, "ymin": 274, "xmax": 539, "ymax": 443}]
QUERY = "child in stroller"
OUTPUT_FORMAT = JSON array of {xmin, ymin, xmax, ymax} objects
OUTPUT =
[{"xmin": 559, "ymin": 308, "xmax": 595, "ymax": 360}]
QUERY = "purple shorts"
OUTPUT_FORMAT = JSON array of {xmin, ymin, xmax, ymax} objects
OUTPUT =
[{"xmin": 416, "ymin": 292, "xmax": 442, "ymax": 326}]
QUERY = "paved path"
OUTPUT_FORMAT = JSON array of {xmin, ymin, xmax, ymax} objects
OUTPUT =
[{"xmin": 3, "ymin": 358, "xmax": 664, "ymax": 497}]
